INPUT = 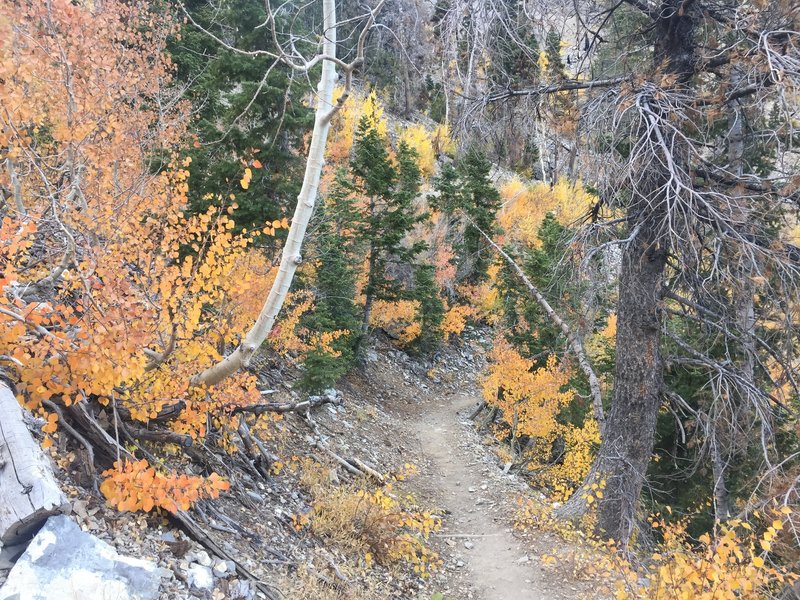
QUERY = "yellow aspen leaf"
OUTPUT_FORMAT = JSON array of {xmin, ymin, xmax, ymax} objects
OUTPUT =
[{"xmin": 240, "ymin": 168, "xmax": 252, "ymax": 190}]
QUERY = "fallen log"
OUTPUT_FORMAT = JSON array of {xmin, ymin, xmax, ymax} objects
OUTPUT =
[
  {"xmin": 231, "ymin": 392, "xmax": 341, "ymax": 416},
  {"xmin": 128, "ymin": 426, "xmax": 193, "ymax": 448},
  {"xmin": 468, "ymin": 400, "xmax": 487, "ymax": 420},
  {"xmin": 0, "ymin": 381, "xmax": 68, "ymax": 545}
]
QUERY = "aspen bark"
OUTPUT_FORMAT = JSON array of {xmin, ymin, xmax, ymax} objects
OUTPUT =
[{"xmin": 194, "ymin": 0, "xmax": 339, "ymax": 387}]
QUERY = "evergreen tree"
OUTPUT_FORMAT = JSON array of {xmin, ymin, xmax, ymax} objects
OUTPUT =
[
  {"xmin": 297, "ymin": 181, "xmax": 360, "ymax": 394},
  {"xmin": 488, "ymin": 4, "xmax": 540, "ymax": 88},
  {"xmin": 458, "ymin": 148, "xmax": 501, "ymax": 284},
  {"xmin": 497, "ymin": 213, "xmax": 568, "ymax": 363},
  {"xmin": 544, "ymin": 29, "xmax": 566, "ymax": 80},
  {"xmin": 169, "ymin": 0, "xmax": 313, "ymax": 236},
  {"xmin": 429, "ymin": 152, "xmax": 501, "ymax": 285},
  {"xmin": 429, "ymin": 162, "xmax": 462, "ymax": 214},
  {"xmin": 425, "ymin": 75, "xmax": 447, "ymax": 124},
  {"xmin": 411, "ymin": 263, "xmax": 445, "ymax": 353},
  {"xmin": 348, "ymin": 116, "xmax": 426, "ymax": 338}
]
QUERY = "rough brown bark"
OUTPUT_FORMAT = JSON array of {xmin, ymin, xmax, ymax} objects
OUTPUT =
[
  {"xmin": 593, "ymin": 219, "xmax": 667, "ymax": 542},
  {"xmin": 556, "ymin": 0, "xmax": 698, "ymax": 543},
  {"xmin": 557, "ymin": 216, "xmax": 667, "ymax": 542}
]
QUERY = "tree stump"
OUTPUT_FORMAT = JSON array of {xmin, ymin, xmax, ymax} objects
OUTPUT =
[{"xmin": 0, "ymin": 382, "xmax": 68, "ymax": 546}]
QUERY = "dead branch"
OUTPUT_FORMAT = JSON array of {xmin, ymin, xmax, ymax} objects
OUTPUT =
[
  {"xmin": 467, "ymin": 218, "xmax": 606, "ymax": 430},
  {"xmin": 231, "ymin": 393, "xmax": 341, "ymax": 416}
]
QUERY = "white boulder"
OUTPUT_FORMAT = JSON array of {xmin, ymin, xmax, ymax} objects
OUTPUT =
[{"xmin": 0, "ymin": 515, "xmax": 162, "ymax": 600}]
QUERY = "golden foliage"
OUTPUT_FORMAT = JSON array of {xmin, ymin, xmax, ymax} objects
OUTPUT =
[
  {"xmin": 482, "ymin": 338, "xmax": 572, "ymax": 439},
  {"xmin": 529, "ymin": 419, "xmax": 601, "ymax": 501},
  {"xmin": 267, "ymin": 291, "xmax": 315, "ymax": 356},
  {"xmin": 498, "ymin": 177, "xmax": 596, "ymax": 248},
  {"xmin": 398, "ymin": 124, "xmax": 436, "ymax": 177},
  {"xmin": 298, "ymin": 461, "xmax": 442, "ymax": 576},
  {"xmin": 481, "ymin": 337, "xmax": 600, "ymax": 499},
  {"xmin": 327, "ymin": 89, "xmax": 388, "ymax": 163},
  {"xmin": 0, "ymin": 0, "xmax": 289, "ymax": 509},
  {"xmin": 616, "ymin": 510, "xmax": 797, "ymax": 599},
  {"xmin": 431, "ymin": 124, "xmax": 456, "ymax": 157},
  {"xmin": 515, "ymin": 498, "xmax": 798, "ymax": 599},
  {"xmin": 100, "ymin": 459, "xmax": 229, "ymax": 513},
  {"xmin": 442, "ymin": 304, "xmax": 474, "ymax": 338},
  {"xmin": 456, "ymin": 264, "xmax": 502, "ymax": 325},
  {"xmin": 369, "ymin": 299, "xmax": 422, "ymax": 346}
]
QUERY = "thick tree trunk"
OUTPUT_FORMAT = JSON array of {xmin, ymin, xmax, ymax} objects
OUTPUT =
[
  {"xmin": 557, "ymin": 0, "xmax": 697, "ymax": 544},
  {"xmin": 0, "ymin": 382, "xmax": 68, "ymax": 545},
  {"xmin": 558, "ymin": 218, "xmax": 667, "ymax": 542}
]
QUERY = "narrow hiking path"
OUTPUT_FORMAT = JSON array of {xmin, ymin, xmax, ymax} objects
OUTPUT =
[
  {"xmin": 358, "ymin": 340, "xmax": 597, "ymax": 599},
  {"xmin": 414, "ymin": 391, "xmax": 553, "ymax": 599}
]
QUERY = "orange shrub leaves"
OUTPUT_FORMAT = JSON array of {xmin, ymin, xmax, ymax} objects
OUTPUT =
[
  {"xmin": 482, "ymin": 338, "xmax": 572, "ymax": 439},
  {"xmin": 100, "ymin": 460, "xmax": 229, "ymax": 513}
]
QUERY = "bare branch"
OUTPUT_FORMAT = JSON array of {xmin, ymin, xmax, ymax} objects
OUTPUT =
[{"xmin": 466, "ymin": 216, "xmax": 606, "ymax": 430}]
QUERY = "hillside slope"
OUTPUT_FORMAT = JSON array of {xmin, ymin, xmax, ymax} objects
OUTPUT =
[{"xmin": 0, "ymin": 332, "xmax": 596, "ymax": 600}]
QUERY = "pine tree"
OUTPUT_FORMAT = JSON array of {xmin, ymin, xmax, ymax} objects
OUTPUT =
[
  {"xmin": 429, "ymin": 152, "xmax": 501, "ymax": 285},
  {"xmin": 348, "ymin": 115, "xmax": 426, "ymax": 339},
  {"xmin": 429, "ymin": 162, "xmax": 462, "ymax": 214},
  {"xmin": 498, "ymin": 213, "xmax": 568, "ymax": 363},
  {"xmin": 544, "ymin": 29, "xmax": 566, "ymax": 81},
  {"xmin": 411, "ymin": 263, "xmax": 445, "ymax": 353},
  {"xmin": 458, "ymin": 148, "xmax": 501, "ymax": 284},
  {"xmin": 297, "ymin": 177, "xmax": 361, "ymax": 394},
  {"xmin": 169, "ymin": 0, "xmax": 313, "ymax": 236}
]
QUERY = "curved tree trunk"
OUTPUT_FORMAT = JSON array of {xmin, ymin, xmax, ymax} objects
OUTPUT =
[{"xmin": 194, "ymin": 0, "xmax": 339, "ymax": 387}]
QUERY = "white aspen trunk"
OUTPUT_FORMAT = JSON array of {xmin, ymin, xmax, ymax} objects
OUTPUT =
[
  {"xmin": 194, "ymin": 0, "xmax": 339, "ymax": 387},
  {"xmin": 0, "ymin": 382, "xmax": 68, "ymax": 545},
  {"xmin": 5, "ymin": 152, "xmax": 25, "ymax": 217}
]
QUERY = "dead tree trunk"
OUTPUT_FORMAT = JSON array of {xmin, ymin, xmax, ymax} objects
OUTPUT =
[
  {"xmin": 0, "ymin": 382, "xmax": 67, "ymax": 545},
  {"xmin": 557, "ymin": 216, "xmax": 667, "ymax": 542},
  {"xmin": 473, "ymin": 223, "xmax": 605, "ymax": 427}
]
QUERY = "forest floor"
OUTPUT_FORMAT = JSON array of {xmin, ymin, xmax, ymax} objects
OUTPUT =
[
  {"xmin": 364, "ymin": 339, "xmax": 597, "ymax": 600},
  {"xmin": 1, "ymin": 330, "xmax": 602, "ymax": 600}
]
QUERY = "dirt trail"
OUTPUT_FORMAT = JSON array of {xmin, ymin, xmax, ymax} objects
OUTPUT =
[{"xmin": 409, "ymin": 390, "xmax": 576, "ymax": 600}]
